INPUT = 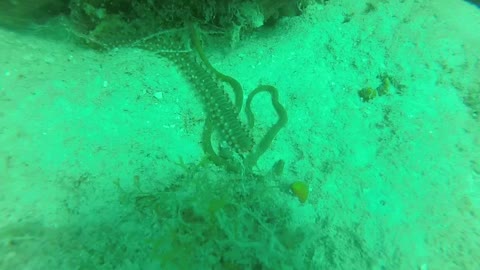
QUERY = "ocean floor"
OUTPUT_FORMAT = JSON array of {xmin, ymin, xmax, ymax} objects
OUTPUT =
[{"xmin": 1, "ymin": 0, "xmax": 479, "ymax": 269}]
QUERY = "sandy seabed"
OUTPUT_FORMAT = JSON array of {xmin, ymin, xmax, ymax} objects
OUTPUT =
[{"xmin": 1, "ymin": 0, "xmax": 479, "ymax": 269}]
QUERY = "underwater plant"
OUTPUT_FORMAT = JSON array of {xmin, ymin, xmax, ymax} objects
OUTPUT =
[
  {"xmin": 290, "ymin": 181, "xmax": 309, "ymax": 203},
  {"xmin": 358, "ymin": 73, "xmax": 399, "ymax": 102}
]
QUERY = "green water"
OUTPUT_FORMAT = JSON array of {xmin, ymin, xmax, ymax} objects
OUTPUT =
[{"xmin": 0, "ymin": 1, "xmax": 479, "ymax": 269}]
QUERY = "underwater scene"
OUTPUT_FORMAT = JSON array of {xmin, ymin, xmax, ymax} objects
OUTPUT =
[{"xmin": 0, "ymin": 0, "xmax": 479, "ymax": 269}]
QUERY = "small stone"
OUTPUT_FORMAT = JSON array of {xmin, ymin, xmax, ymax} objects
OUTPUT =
[{"xmin": 153, "ymin": 91, "xmax": 163, "ymax": 100}]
